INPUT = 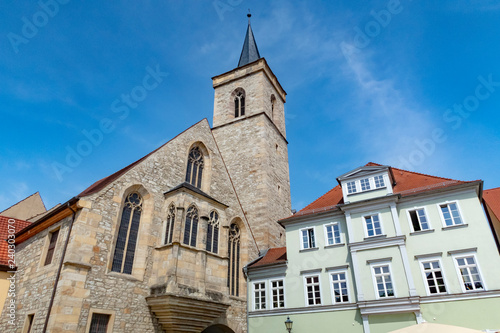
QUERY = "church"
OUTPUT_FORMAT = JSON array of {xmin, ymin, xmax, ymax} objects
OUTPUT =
[{"xmin": 1, "ymin": 15, "xmax": 291, "ymax": 333}]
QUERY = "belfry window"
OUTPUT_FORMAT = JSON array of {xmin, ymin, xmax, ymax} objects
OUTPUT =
[
  {"xmin": 234, "ymin": 89, "xmax": 245, "ymax": 118},
  {"xmin": 164, "ymin": 204, "xmax": 175, "ymax": 245},
  {"xmin": 185, "ymin": 147, "xmax": 204, "ymax": 188},
  {"xmin": 206, "ymin": 210, "xmax": 219, "ymax": 254},
  {"xmin": 111, "ymin": 192, "xmax": 142, "ymax": 274},
  {"xmin": 271, "ymin": 94, "xmax": 276, "ymax": 120},
  {"xmin": 228, "ymin": 223, "xmax": 241, "ymax": 296},
  {"xmin": 183, "ymin": 205, "xmax": 198, "ymax": 247}
]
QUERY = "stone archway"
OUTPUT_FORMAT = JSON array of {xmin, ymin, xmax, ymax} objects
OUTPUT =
[{"xmin": 202, "ymin": 324, "xmax": 235, "ymax": 333}]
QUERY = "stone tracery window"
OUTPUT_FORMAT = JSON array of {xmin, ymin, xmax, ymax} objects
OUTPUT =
[
  {"xmin": 111, "ymin": 192, "xmax": 142, "ymax": 274},
  {"xmin": 234, "ymin": 89, "xmax": 245, "ymax": 118},
  {"xmin": 206, "ymin": 210, "xmax": 219, "ymax": 254},
  {"xmin": 185, "ymin": 147, "xmax": 204, "ymax": 188},
  {"xmin": 183, "ymin": 205, "xmax": 198, "ymax": 247},
  {"xmin": 227, "ymin": 223, "xmax": 241, "ymax": 296},
  {"xmin": 164, "ymin": 204, "xmax": 175, "ymax": 245}
]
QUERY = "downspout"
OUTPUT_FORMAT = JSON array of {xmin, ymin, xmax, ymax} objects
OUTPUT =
[{"xmin": 42, "ymin": 201, "xmax": 78, "ymax": 333}]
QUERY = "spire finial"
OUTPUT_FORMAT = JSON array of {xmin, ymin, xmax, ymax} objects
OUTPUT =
[{"xmin": 247, "ymin": 9, "xmax": 251, "ymax": 23}]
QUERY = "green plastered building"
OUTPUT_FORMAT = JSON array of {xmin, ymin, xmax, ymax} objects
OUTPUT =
[{"xmin": 245, "ymin": 163, "xmax": 500, "ymax": 333}]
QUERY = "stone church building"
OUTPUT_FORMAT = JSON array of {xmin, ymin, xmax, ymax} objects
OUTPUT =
[{"xmin": 2, "ymin": 17, "xmax": 291, "ymax": 333}]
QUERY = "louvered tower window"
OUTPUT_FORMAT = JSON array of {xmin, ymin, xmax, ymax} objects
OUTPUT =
[
  {"xmin": 234, "ymin": 90, "xmax": 245, "ymax": 118},
  {"xmin": 185, "ymin": 147, "xmax": 204, "ymax": 188},
  {"xmin": 164, "ymin": 204, "xmax": 175, "ymax": 245},
  {"xmin": 44, "ymin": 229, "xmax": 59, "ymax": 265},
  {"xmin": 206, "ymin": 210, "xmax": 219, "ymax": 254},
  {"xmin": 183, "ymin": 206, "xmax": 198, "ymax": 247},
  {"xmin": 89, "ymin": 313, "xmax": 110, "ymax": 333},
  {"xmin": 227, "ymin": 223, "xmax": 241, "ymax": 296},
  {"xmin": 111, "ymin": 192, "xmax": 142, "ymax": 274}
]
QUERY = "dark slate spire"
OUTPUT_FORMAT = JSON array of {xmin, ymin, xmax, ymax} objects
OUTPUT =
[{"xmin": 237, "ymin": 13, "xmax": 261, "ymax": 67}]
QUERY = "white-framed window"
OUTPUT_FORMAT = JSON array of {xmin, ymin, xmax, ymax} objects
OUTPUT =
[
  {"xmin": 324, "ymin": 223, "xmax": 342, "ymax": 245},
  {"xmin": 304, "ymin": 275, "xmax": 322, "ymax": 306},
  {"xmin": 372, "ymin": 264, "xmax": 395, "ymax": 298},
  {"xmin": 347, "ymin": 181, "xmax": 357, "ymax": 194},
  {"xmin": 360, "ymin": 178, "xmax": 371, "ymax": 191},
  {"xmin": 408, "ymin": 207, "xmax": 431, "ymax": 232},
  {"xmin": 453, "ymin": 255, "xmax": 485, "ymax": 292},
  {"xmin": 364, "ymin": 214, "xmax": 383, "ymax": 237},
  {"xmin": 253, "ymin": 281, "xmax": 267, "ymax": 310},
  {"xmin": 439, "ymin": 202, "xmax": 464, "ymax": 227},
  {"xmin": 270, "ymin": 279, "xmax": 285, "ymax": 309},
  {"xmin": 300, "ymin": 227, "xmax": 316, "ymax": 249},
  {"xmin": 419, "ymin": 259, "xmax": 447, "ymax": 295},
  {"xmin": 374, "ymin": 175, "xmax": 385, "ymax": 188},
  {"xmin": 330, "ymin": 271, "xmax": 349, "ymax": 303}
]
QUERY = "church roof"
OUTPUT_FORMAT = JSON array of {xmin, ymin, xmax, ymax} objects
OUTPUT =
[
  {"xmin": 284, "ymin": 162, "xmax": 479, "ymax": 219},
  {"xmin": 237, "ymin": 14, "xmax": 261, "ymax": 68},
  {"xmin": 0, "ymin": 216, "xmax": 31, "ymax": 269}
]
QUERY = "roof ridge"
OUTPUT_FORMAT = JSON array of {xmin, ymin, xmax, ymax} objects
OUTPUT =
[{"xmin": 79, "ymin": 119, "xmax": 209, "ymax": 197}]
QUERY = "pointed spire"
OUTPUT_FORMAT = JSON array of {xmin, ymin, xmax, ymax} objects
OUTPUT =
[{"xmin": 237, "ymin": 12, "xmax": 261, "ymax": 67}]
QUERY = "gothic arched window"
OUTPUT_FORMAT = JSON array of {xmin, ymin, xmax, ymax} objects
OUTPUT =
[
  {"xmin": 206, "ymin": 211, "xmax": 219, "ymax": 254},
  {"xmin": 185, "ymin": 147, "xmax": 204, "ymax": 188},
  {"xmin": 183, "ymin": 205, "xmax": 198, "ymax": 247},
  {"xmin": 164, "ymin": 204, "xmax": 175, "ymax": 245},
  {"xmin": 227, "ymin": 223, "xmax": 241, "ymax": 296},
  {"xmin": 111, "ymin": 192, "xmax": 142, "ymax": 274},
  {"xmin": 234, "ymin": 89, "xmax": 245, "ymax": 118}
]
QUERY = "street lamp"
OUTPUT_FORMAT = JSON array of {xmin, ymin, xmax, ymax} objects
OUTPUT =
[{"xmin": 284, "ymin": 316, "xmax": 293, "ymax": 332}]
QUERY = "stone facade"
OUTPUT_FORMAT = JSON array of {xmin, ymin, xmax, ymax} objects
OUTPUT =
[{"xmin": 1, "ymin": 55, "xmax": 291, "ymax": 333}]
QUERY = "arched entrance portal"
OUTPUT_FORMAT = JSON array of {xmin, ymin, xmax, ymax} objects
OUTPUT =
[{"xmin": 202, "ymin": 324, "xmax": 235, "ymax": 333}]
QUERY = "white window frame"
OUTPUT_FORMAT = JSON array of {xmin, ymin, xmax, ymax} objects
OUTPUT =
[
  {"xmin": 437, "ymin": 201, "xmax": 465, "ymax": 227},
  {"xmin": 303, "ymin": 274, "xmax": 322, "ymax": 306},
  {"xmin": 363, "ymin": 213, "xmax": 384, "ymax": 238},
  {"xmin": 370, "ymin": 262, "xmax": 396, "ymax": 299},
  {"xmin": 299, "ymin": 227, "xmax": 317, "ymax": 250},
  {"xmin": 270, "ymin": 278, "xmax": 286, "ymax": 309},
  {"xmin": 252, "ymin": 280, "xmax": 267, "ymax": 310},
  {"xmin": 374, "ymin": 175, "xmax": 385, "ymax": 188},
  {"xmin": 346, "ymin": 181, "xmax": 357, "ymax": 194},
  {"xmin": 418, "ymin": 257, "xmax": 448, "ymax": 296},
  {"xmin": 451, "ymin": 252, "xmax": 487, "ymax": 292},
  {"xmin": 360, "ymin": 178, "xmax": 371, "ymax": 191},
  {"xmin": 329, "ymin": 269, "xmax": 350, "ymax": 304},
  {"xmin": 406, "ymin": 206, "xmax": 432, "ymax": 232},
  {"xmin": 324, "ymin": 222, "xmax": 342, "ymax": 246}
]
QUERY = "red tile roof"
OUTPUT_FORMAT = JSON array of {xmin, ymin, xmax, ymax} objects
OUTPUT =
[
  {"xmin": 483, "ymin": 187, "xmax": 500, "ymax": 221},
  {"xmin": 290, "ymin": 162, "xmax": 477, "ymax": 218},
  {"xmin": 0, "ymin": 216, "xmax": 31, "ymax": 269},
  {"xmin": 248, "ymin": 247, "xmax": 287, "ymax": 268}
]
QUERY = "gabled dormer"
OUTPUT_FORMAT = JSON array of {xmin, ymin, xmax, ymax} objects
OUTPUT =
[{"xmin": 337, "ymin": 164, "xmax": 395, "ymax": 203}]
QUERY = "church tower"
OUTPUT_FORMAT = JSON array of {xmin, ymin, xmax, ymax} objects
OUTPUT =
[{"xmin": 212, "ymin": 14, "xmax": 291, "ymax": 250}]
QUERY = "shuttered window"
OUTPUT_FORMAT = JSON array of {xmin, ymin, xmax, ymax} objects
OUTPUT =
[{"xmin": 44, "ymin": 229, "xmax": 59, "ymax": 266}]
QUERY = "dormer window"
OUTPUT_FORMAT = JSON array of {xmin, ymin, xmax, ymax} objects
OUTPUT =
[
  {"xmin": 347, "ymin": 181, "xmax": 357, "ymax": 194},
  {"xmin": 360, "ymin": 178, "xmax": 371, "ymax": 191},
  {"xmin": 374, "ymin": 175, "xmax": 385, "ymax": 188}
]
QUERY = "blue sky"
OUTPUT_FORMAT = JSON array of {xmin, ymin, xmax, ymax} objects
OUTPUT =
[{"xmin": 1, "ymin": 0, "xmax": 500, "ymax": 212}]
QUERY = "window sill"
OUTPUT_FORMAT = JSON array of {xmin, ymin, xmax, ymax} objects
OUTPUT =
[
  {"xmin": 324, "ymin": 243, "xmax": 345, "ymax": 249},
  {"xmin": 106, "ymin": 271, "xmax": 142, "ymax": 282},
  {"xmin": 442, "ymin": 224, "xmax": 468, "ymax": 231},
  {"xmin": 410, "ymin": 229, "xmax": 435, "ymax": 236},
  {"xmin": 299, "ymin": 247, "xmax": 319, "ymax": 253},
  {"xmin": 364, "ymin": 235, "xmax": 387, "ymax": 241},
  {"xmin": 347, "ymin": 186, "xmax": 386, "ymax": 196}
]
